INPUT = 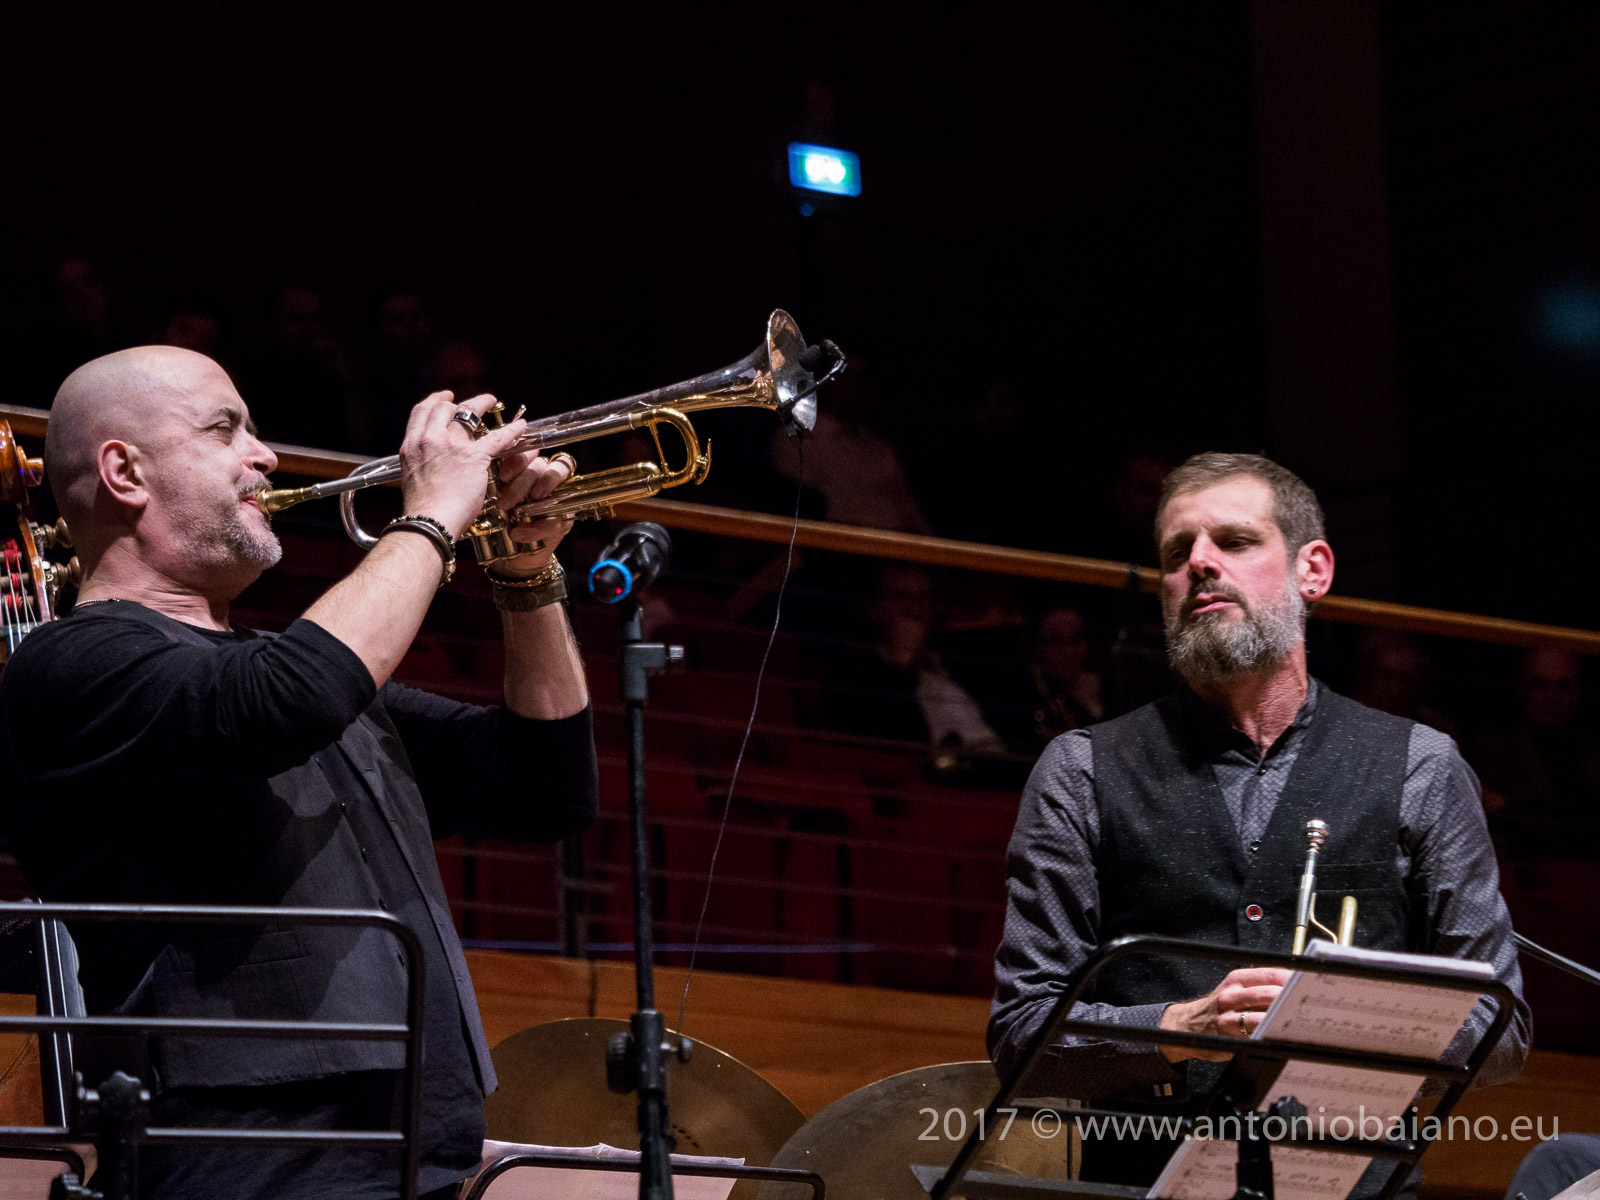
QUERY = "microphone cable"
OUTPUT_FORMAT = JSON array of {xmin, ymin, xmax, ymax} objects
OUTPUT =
[{"xmin": 675, "ymin": 441, "xmax": 805, "ymax": 1038}]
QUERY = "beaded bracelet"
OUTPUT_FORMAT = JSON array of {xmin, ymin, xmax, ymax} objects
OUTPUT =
[{"xmin": 381, "ymin": 514, "xmax": 456, "ymax": 588}]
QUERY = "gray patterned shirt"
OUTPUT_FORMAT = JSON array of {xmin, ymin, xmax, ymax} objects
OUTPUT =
[{"xmin": 988, "ymin": 680, "xmax": 1532, "ymax": 1101}]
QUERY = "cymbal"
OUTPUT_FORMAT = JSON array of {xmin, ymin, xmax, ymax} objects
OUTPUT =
[
  {"xmin": 757, "ymin": 1062, "xmax": 1070, "ymax": 1200},
  {"xmin": 484, "ymin": 1018, "xmax": 805, "ymax": 1166}
]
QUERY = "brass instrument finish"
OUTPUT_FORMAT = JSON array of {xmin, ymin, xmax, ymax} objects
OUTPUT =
[
  {"xmin": 258, "ymin": 310, "xmax": 839, "ymax": 570},
  {"xmin": 1291, "ymin": 818, "xmax": 1358, "ymax": 954},
  {"xmin": 756, "ymin": 1063, "xmax": 1068, "ymax": 1200},
  {"xmin": 482, "ymin": 1019, "xmax": 803, "ymax": 1168}
]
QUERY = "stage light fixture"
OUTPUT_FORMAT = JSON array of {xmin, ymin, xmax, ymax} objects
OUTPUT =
[{"xmin": 788, "ymin": 143, "xmax": 861, "ymax": 197}]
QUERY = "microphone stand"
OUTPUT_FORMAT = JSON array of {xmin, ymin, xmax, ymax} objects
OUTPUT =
[{"xmin": 604, "ymin": 596, "xmax": 686, "ymax": 1200}]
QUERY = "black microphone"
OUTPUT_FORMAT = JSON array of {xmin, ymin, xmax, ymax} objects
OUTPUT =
[
  {"xmin": 798, "ymin": 339, "xmax": 842, "ymax": 377},
  {"xmin": 588, "ymin": 523, "xmax": 672, "ymax": 604}
]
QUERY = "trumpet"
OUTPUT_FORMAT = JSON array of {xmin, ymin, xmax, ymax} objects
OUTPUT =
[
  {"xmin": 1291, "ymin": 819, "xmax": 1358, "ymax": 954},
  {"xmin": 258, "ymin": 310, "xmax": 843, "ymax": 567}
]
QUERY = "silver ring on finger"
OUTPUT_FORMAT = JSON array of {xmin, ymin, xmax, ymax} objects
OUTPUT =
[{"xmin": 451, "ymin": 409, "xmax": 487, "ymax": 439}]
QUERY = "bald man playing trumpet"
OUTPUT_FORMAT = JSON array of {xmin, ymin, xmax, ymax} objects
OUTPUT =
[{"xmin": 0, "ymin": 346, "xmax": 598, "ymax": 1200}]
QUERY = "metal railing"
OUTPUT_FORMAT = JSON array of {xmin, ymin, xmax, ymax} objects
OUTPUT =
[
  {"xmin": 4, "ymin": 401, "xmax": 1597, "ymax": 655},
  {"xmin": 0, "ymin": 902, "xmax": 426, "ymax": 1200}
]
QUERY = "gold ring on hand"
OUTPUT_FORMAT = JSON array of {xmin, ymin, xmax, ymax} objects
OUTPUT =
[
  {"xmin": 549, "ymin": 451, "xmax": 577, "ymax": 477},
  {"xmin": 1238, "ymin": 1012, "xmax": 1248, "ymax": 1036}
]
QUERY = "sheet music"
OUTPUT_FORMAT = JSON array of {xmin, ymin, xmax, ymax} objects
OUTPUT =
[
  {"xmin": 1148, "ymin": 943, "xmax": 1491, "ymax": 1200},
  {"xmin": 466, "ymin": 1139, "xmax": 745, "ymax": 1200}
]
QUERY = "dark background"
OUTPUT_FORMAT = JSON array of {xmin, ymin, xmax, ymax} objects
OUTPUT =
[{"xmin": 3, "ymin": 2, "xmax": 1598, "ymax": 626}]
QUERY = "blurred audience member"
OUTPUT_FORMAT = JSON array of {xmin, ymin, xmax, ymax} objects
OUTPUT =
[
  {"xmin": 354, "ymin": 288, "xmax": 438, "ymax": 453},
  {"xmin": 1070, "ymin": 449, "xmax": 1179, "ymax": 718},
  {"xmin": 36, "ymin": 256, "xmax": 123, "ymax": 402},
  {"xmin": 239, "ymin": 284, "xmax": 357, "ymax": 448},
  {"xmin": 1029, "ymin": 607, "xmax": 1105, "ymax": 740},
  {"xmin": 1349, "ymin": 630, "xmax": 1459, "ymax": 738},
  {"xmin": 1475, "ymin": 649, "xmax": 1600, "ymax": 860},
  {"xmin": 422, "ymin": 338, "xmax": 494, "ymax": 406},
  {"xmin": 931, "ymin": 380, "xmax": 1051, "ymax": 545},
  {"xmin": 937, "ymin": 575, "xmax": 1034, "ymax": 752},
  {"xmin": 158, "ymin": 305, "xmax": 223, "ymax": 357},
  {"xmin": 1078, "ymin": 447, "xmax": 1176, "ymax": 566},
  {"xmin": 818, "ymin": 565, "xmax": 1005, "ymax": 768},
  {"xmin": 771, "ymin": 358, "xmax": 931, "ymax": 534}
]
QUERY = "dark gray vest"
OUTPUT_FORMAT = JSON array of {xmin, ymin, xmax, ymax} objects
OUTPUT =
[
  {"xmin": 1083, "ymin": 687, "xmax": 1417, "ymax": 1200},
  {"xmin": 1090, "ymin": 686, "xmax": 1415, "ymax": 1014}
]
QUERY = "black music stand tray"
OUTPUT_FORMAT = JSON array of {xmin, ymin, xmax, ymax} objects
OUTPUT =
[
  {"xmin": 922, "ymin": 935, "xmax": 1518, "ymax": 1200},
  {"xmin": 463, "ymin": 1152, "xmax": 826, "ymax": 1200},
  {"xmin": 0, "ymin": 901, "xmax": 427, "ymax": 1200}
]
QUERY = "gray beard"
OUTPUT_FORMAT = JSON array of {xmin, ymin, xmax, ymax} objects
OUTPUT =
[
  {"xmin": 192, "ymin": 494, "xmax": 281, "ymax": 572},
  {"xmin": 223, "ymin": 512, "xmax": 283, "ymax": 570},
  {"xmin": 1165, "ymin": 580, "xmax": 1304, "ymax": 685}
]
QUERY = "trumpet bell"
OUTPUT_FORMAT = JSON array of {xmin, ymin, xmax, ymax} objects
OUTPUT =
[{"xmin": 767, "ymin": 309, "xmax": 820, "ymax": 436}]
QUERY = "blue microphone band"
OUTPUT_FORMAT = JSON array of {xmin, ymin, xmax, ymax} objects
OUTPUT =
[{"xmin": 588, "ymin": 558, "xmax": 634, "ymax": 603}]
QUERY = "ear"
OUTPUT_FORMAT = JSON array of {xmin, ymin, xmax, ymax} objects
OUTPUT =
[
  {"xmin": 1297, "ymin": 539, "xmax": 1334, "ymax": 601},
  {"xmin": 97, "ymin": 440, "xmax": 151, "ymax": 511}
]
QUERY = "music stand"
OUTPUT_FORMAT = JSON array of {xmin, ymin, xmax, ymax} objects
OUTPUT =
[
  {"xmin": 463, "ymin": 1152, "xmax": 826, "ymax": 1200},
  {"xmin": 0, "ymin": 901, "xmax": 426, "ymax": 1200},
  {"xmin": 924, "ymin": 935, "xmax": 1518, "ymax": 1200}
]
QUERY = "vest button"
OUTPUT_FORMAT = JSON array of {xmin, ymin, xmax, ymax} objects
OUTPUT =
[
  {"xmin": 1245, "ymin": 904, "xmax": 1264, "ymax": 921},
  {"xmin": 1249, "ymin": 839, "xmax": 1261, "ymax": 853}
]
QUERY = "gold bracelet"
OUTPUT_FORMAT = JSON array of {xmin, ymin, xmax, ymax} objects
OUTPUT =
[{"xmin": 488, "ymin": 560, "xmax": 567, "ymax": 612}]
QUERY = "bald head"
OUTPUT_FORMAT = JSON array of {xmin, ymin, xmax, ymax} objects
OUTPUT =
[{"xmin": 47, "ymin": 346, "xmax": 239, "ymax": 531}]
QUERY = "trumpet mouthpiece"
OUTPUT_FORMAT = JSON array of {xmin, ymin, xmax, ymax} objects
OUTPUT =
[
  {"xmin": 1305, "ymin": 819, "xmax": 1329, "ymax": 850},
  {"xmin": 257, "ymin": 485, "xmax": 314, "ymax": 516}
]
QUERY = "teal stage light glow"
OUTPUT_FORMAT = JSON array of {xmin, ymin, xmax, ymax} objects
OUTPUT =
[{"xmin": 788, "ymin": 142, "xmax": 861, "ymax": 197}]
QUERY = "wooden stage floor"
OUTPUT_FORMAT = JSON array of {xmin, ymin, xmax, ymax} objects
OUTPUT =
[
  {"xmin": 0, "ymin": 952, "xmax": 1590, "ymax": 1198},
  {"xmin": 469, "ymin": 951, "xmax": 1600, "ymax": 1200}
]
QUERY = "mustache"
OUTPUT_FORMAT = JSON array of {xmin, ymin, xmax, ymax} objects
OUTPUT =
[
  {"xmin": 1181, "ymin": 580, "xmax": 1248, "ymax": 618},
  {"xmin": 237, "ymin": 478, "xmax": 272, "ymax": 500}
]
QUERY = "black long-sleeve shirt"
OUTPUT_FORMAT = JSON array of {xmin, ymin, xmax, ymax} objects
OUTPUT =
[{"xmin": 0, "ymin": 600, "xmax": 598, "ymax": 1197}]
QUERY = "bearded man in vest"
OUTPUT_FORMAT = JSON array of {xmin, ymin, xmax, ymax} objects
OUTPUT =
[{"xmin": 988, "ymin": 453, "xmax": 1530, "ymax": 1198}]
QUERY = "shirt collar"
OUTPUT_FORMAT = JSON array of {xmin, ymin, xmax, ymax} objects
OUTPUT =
[{"xmin": 1179, "ymin": 677, "xmax": 1320, "ymax": 763}]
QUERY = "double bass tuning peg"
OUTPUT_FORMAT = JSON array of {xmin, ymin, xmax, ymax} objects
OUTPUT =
[{"xmin": 36, "ymin": 517, "xmax": 73, "ymax": 551}]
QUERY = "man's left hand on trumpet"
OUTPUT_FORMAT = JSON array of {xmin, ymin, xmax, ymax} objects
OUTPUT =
[{"xmin": 482, "ymin": 408, "xmax": 576, "ymax": 578}]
